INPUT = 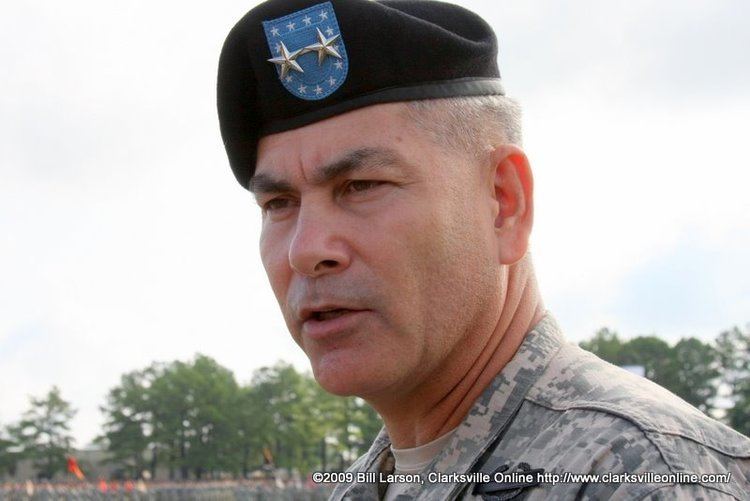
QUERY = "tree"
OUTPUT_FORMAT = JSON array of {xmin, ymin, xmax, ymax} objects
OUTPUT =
[
  {"xmin": 175, "ymin": 355, "xmax": 240, "ymax": 479},
  {"xmin": 249, "ymin": 363, "xmax": 322, "ymax": 471},
  {"xmin": 311, "ymin": 389, "xmax": 382, "ymax": 470},
  {"xmin": 579, "ymin": 327, "xmax": 623, "ymax": 364},
  {"xmin": 98, "ymin": 355, "xmax": 383, "ymax": 477},
  {"xmin": 9, "ymin": 387, "xmax": 76, "ymax": 479},
  {"xmin": 97, "ymin": 366, "xmax": 159, "ymax": 479},
  {"xmin": 234, "ymin": 384, "xmax": 275, "ymax": 478},
  {"xmin": 619, "ymin": 336, "xmax": 676, "ymax": 388},
  {"xmin": 668, "ymin": 338, "xmax": 720, "ymax": 413},
  {"xmin": 146, "ymin": 355, "xmax": 240, "ymax": 479},
  {"xmin": 716, "ymin": 325, "xmax": 750, "ymax": 435},
  {"xmin": 0, "ymin": 429, "xmax": 19, "ymax": 478}
]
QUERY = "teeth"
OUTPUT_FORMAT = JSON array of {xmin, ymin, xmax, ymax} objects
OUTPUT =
[{"xmin": 317, "ymin": 309, "xmax": 348, "ymax": 321}]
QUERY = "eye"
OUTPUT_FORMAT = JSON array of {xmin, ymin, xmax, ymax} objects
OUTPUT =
[
  {"xmin": 345, "ymin": 180, "xmax": 386, "ymax": 193},
  {"xmin": 262, "ymin": 197, "xmax": 296, "ymax": 212}
]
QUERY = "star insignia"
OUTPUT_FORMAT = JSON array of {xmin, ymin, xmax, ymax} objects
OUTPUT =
[
  {"xmin": 264, "ymin": 4, "xmax": 348, "ymax": 100},
  {"xmin": 267, "ymin": 41, "xmax": 304, "ymax": 79},
  {"xmin": 302, "ymin": 27, "xmax": 342, "ymax": 65}
]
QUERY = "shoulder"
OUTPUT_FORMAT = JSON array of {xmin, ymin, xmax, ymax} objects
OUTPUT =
[
  {"xmin": 526, "ymin": 342, "xmax": 750, "ymax": 458},
  {"xmin": 499, "ymin": 342, "xmax": 750, "ymax": 499}
]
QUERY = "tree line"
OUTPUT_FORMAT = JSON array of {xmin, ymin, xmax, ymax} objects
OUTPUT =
[
  {"xmin": 1, "ymin": 323, "xmax": 748, "ymax": 481},
  {"xmin": 0, "ymin": 357, "xmax": 381, "ymax": 480}
]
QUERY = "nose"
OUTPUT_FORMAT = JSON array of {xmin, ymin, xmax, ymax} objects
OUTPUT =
[{"xmin": 288, "ymin": 203, "xmax": 351, "ymax": 277}]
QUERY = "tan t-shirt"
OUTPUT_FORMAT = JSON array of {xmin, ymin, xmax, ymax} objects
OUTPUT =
[{"xmin": 383, "ymin": 429, "xmax": 457, "ymax": 501}]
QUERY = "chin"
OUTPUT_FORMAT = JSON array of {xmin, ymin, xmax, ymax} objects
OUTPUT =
[{"xmin": 309, "ymin": 349, "xmax": 385, "ymax": 397}]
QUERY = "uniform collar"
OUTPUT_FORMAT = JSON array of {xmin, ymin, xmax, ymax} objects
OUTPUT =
[{"xmin": 333, "ymin": 313, "xmax": 565, "ymax": 500}]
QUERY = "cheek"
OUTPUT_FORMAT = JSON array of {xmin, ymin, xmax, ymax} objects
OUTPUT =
[
  {"xmin": 259, "ymin": 230, "xmax": 291, "ymax": 303},
  {"xmin": 413, "ymin": 192, "xmax": 496, "ymax": 314}
]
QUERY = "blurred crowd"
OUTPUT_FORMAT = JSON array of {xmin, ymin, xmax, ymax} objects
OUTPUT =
[{"xmin": 0, "ymin": 479, "xmax": 332, "ymax": 500}]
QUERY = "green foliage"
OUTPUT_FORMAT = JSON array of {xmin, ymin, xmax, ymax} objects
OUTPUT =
[
  {"xmin": 579, "ymin": 328, "xmax": 623, "ymax": 364},
  {"xmin": 619, "ymin": 336, "xmax": 675, "ymax": 386},
  {"xmin": 97, "ymin": 366, "xmax": 158, "ymax": 478},
  {"xmin": 716, "ymin": 326, "xmax": 750, "ymax": 435},
  {"xmin": 7, "ymin": 387, "xmax": 76, "ymax": 479},
  {"xmin": 97, "ymin": 357, "xmax": 382, "ymax": 479},
  {"xmin": 0, "ymin": 432, "xmax": 20, "ymax": 478},
  {"xmin": 98, "ymin": 355, "xmax": 241, "ymax": 479},
  {"xmin": 241, "ymin": 363, "xmax": 382, "ymax": 473},
  {"xmin": 149, "ymin": 355, "xmax": 240, "ymax": 479},
  {"xmin": 669, "ymin": 338, "xmax": 720, "ymax": 413}
]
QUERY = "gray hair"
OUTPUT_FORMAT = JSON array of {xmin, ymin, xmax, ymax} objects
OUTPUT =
[{"xmin": 403, "ymin": 95, "xmax": 523, "ymax": 159}]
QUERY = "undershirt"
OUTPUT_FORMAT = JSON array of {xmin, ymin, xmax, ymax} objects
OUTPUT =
[{"xmin": 383, "ymin": 428, "xmax": 457, "ymax": 501}]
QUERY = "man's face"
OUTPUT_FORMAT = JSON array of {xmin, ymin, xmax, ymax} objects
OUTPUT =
[{"xmin": 255, "ymin": 103, "xmax": 502, "ymax": 399}]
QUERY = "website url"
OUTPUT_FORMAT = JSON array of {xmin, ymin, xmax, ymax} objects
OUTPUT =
[{"xmin": 535, "ymin": 471, "xmax": 732, "ymax": 485}]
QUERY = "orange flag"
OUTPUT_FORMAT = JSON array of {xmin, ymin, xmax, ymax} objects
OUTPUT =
[{"xmin": 66, "ymin": 456, "xmax": 85, "ymax": 480}]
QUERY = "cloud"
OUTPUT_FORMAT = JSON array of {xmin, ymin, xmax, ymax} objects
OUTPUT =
[
  {"xmin": 611, "ymin": 232, "xmax": 749, "ymax": 340},
  {"xmin": 465, "ymin": 0, "xmax": 750, "ymax": 102}
]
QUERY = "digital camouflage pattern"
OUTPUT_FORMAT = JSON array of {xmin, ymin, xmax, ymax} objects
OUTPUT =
[{"xmin": 330, "ymin": 315, "xmax": 750, "ymax": 500}]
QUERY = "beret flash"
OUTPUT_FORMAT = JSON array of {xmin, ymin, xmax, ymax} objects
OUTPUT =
[{"xmin": 217, "ymin": 0, "xmax": 505, "ymax": 189}]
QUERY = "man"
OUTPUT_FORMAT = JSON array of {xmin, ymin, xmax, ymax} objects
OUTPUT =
[{"xmin": 217, "ymin": 0, "xmax": 750, "ymax": 499}]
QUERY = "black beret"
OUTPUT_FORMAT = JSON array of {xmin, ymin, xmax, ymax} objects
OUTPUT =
[{"xmin": 217, "ymin": 0, "xmax": 504, "ymax": 189}]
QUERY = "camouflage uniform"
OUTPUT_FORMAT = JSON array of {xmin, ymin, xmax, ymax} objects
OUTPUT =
[{"xmin": 330, "ymin": 315, "xmax": 750, "ymax": 500}]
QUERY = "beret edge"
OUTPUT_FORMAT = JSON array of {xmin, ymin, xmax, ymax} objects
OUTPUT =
[{"xmin": 259, "ymin": 77, "xmax": 505, "ymax": 137}]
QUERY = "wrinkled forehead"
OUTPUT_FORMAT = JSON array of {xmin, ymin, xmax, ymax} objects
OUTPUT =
[{"xmin": 255, "ymin": 102, "xmax": 419, "ymax": 177}]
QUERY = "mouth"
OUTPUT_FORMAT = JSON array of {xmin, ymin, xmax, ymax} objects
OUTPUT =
[
  {"xmin": 300, "ymin": 307, "xmax": 369, "ymax": 340},
  {"xmin": 309, "ymin": 308, "xmax": 355, "ymax": 321}
]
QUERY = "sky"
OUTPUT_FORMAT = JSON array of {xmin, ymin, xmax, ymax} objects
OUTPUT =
[{"xmin": 1, "ymin": 0, "xmax": 748, "ymax": 447}]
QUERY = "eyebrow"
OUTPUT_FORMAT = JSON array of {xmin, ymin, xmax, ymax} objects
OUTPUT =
[{"xmin": 249, "ymin": 147, "xmax": 405, "ymax": 195}]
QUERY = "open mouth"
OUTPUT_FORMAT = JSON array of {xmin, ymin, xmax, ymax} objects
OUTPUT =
[
  {"xmin": 311, "ymin": 308, "xmax": 354, "ymax": 321},
  {"xmin": 300, "ymin": 307, "xmax": 368, "ymax": 339}
]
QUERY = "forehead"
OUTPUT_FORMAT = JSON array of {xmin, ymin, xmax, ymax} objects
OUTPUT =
[{"xmin": 256, "ymin": 102, "xmax": 419, "ymax": 178}]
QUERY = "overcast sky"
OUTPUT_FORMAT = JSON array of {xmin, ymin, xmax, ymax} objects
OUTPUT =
[{"xmin": 1, "ymin": 0, "xmax": 748, "ymax": 447}]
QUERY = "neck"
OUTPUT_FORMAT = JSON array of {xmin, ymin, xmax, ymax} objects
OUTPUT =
[{"xmin": 372, "ymin": 256, "xmax": 545, "ymax": 449}]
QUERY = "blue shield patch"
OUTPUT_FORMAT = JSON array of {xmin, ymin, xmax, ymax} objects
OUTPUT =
[{"xmin": 262, "ymin": 2, "xmax": 349, "ymax": 101}]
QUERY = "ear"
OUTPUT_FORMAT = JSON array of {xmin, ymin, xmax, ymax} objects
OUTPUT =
[{"xmin": 490, "ymin": 145, "xmax": 534, "ymax": 265}]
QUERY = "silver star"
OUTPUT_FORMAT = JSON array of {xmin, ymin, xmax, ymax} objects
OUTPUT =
[
  {"xmin": 302, "ymin": 27, "xmax": 342, "ymax": 65},
  {"xmin": 334, "ymin": 60, "xmax": 343, "ymax": 70},
  {"xmin": 286, "ymin": 21, "xmax": 296, "ymax": 31},
  {"xmin": 325, "ymin": 27, "xmax": 334, "ymax": 36},
  {"xmin": 270, "ymin": 27, "xmax": 280, "ymax": 36},
  {"xmin": 285, "ymin": 75, "xmax": 293, "ymax": 82},
  {"xmin": 267, "ymin": 41, "xmax": 304, "ymax": 79},
  {"xmin": 314, "ymin": 85, "xmax": 323, "ymax": 95},
  {"xmin": 302, "ymin": 16, "xmax": 312, "ymax": 26},
  {"xmin": 298, "ymin": 84, "xmax": 307, "ymax": 94},
  {"xmin": 319, "ymin": 11, "xmax": 328, "ymax": 20},
  {"xmin": 328, "ymin": 76, "xmax": 336, "ymax": 86}
]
